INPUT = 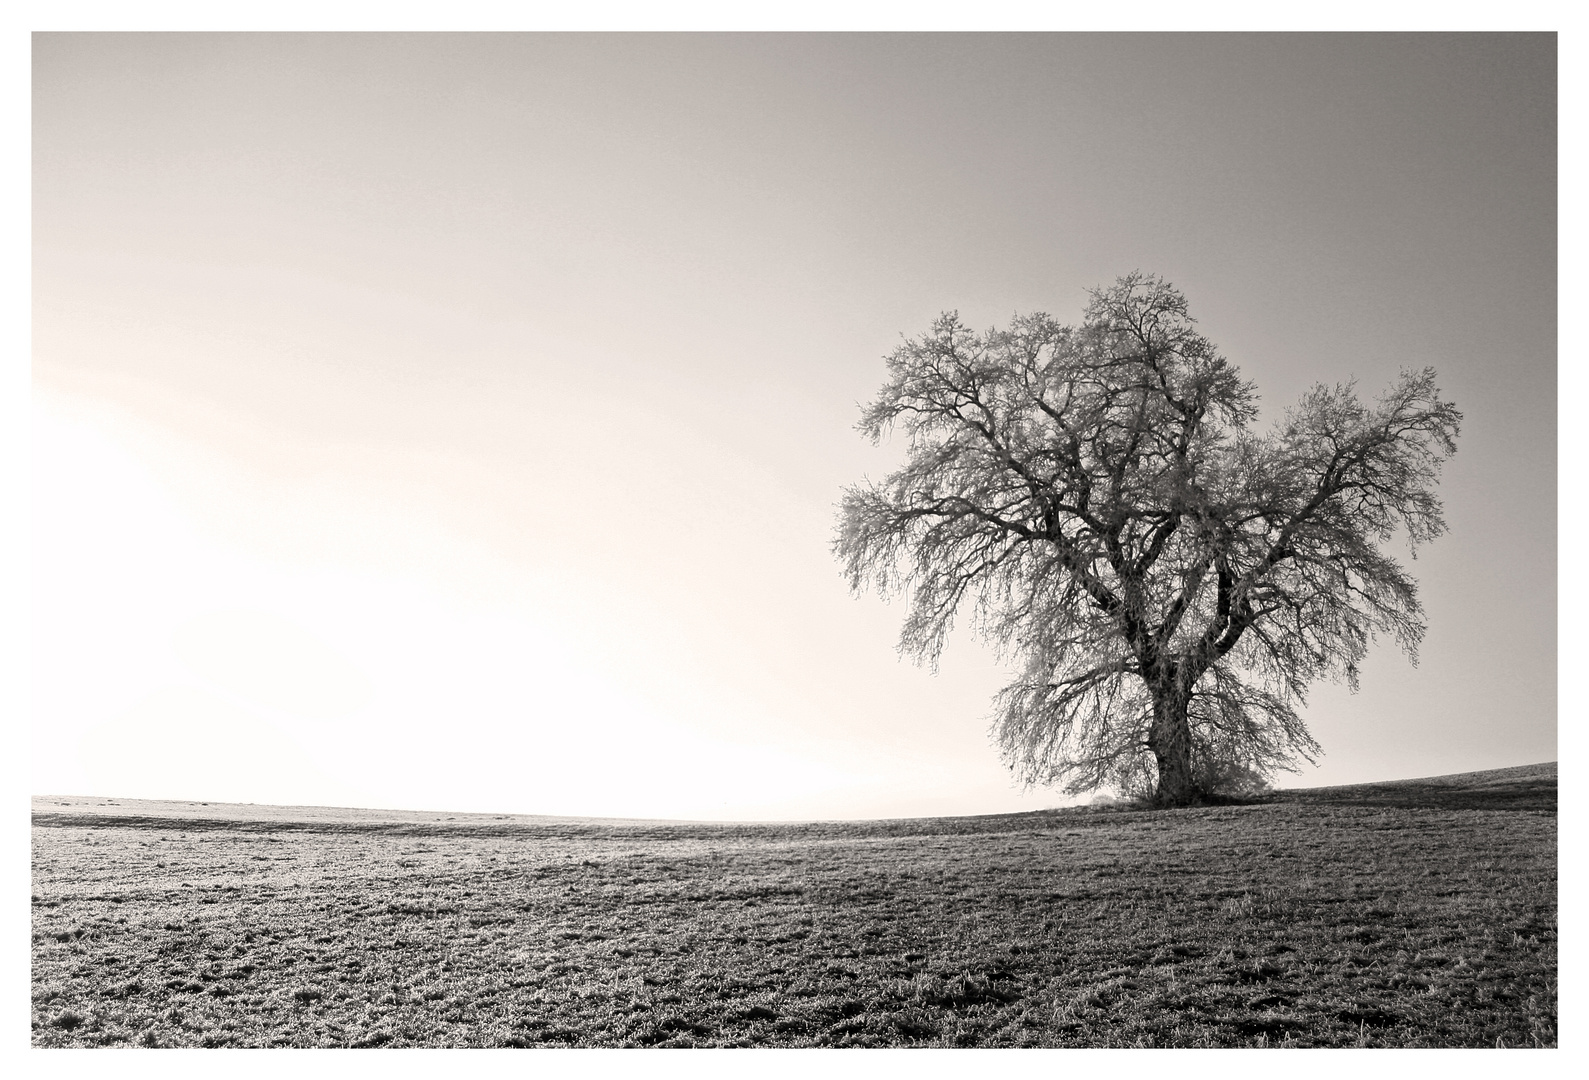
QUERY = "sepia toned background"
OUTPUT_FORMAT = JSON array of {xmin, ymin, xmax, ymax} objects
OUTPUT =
[{"xmin": 32, "ymin": 33, "xmax": 1555, "ymax": 820}]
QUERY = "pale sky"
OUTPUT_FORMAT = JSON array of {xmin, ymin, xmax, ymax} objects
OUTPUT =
[{"xmin": 32, "ymin": 33, "xmax": 1556, "ymax": 820}]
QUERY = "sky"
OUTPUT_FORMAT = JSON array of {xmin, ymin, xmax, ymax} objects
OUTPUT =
[{"xmin": 31, "ymin": 33, "xmax": 1556, "ymax": 820}]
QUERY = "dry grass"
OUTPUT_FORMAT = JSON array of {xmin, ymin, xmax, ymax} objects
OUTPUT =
[{"xmin": 31, "ymin": 764, "xmax": 1555, "ymax": 1047}]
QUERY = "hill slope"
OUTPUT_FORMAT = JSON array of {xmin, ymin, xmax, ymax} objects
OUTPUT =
[{"xmin": 1267, "ymin": 762, "xmax": 1555, "ymax": 812}]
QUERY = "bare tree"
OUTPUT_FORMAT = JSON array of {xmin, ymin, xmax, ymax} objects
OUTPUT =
[{"xmin": 836, "ymin": 274, "xmax": 1461, "ymax": 807}]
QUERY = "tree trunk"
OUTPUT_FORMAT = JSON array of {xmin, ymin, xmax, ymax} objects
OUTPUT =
[{"xmin": 1147, "ymin": 683, "xmax": 1200, "ymax": 807}]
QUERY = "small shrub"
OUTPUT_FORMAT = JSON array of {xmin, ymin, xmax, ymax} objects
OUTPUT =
[{"xmin": 1196, "ymin": 759, "xmax": 1273, "ymax": 800}]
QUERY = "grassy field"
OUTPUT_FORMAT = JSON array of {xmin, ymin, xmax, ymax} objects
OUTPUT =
[{"xmin": 31, "ymin": 763, "xmax": 1556, "ymax": 1048}]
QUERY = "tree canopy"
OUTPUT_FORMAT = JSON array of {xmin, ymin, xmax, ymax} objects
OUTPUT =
[{"xmin": 836, "ymin": 274, "xmax": 1461, "ymax": 805}]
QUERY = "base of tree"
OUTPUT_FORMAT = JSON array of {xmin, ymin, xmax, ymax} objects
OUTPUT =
[
  {"xmin": 1146, "ymin": 788, "xmax": 1267, "ymax": 810},
  {"xmin": 1149, "ymin": 792, "xmax": 1212, "ymax": 810}
]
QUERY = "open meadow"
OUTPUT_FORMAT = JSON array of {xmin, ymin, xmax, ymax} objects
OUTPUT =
[{"xmin": 31, "ymin": 764, "xmax": 1556, "ymax": 1048}]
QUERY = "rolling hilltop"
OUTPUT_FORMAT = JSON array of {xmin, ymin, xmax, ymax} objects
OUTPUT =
[{"xmin": 32, "ymin": 761, "xmax": 1558, "ymax": 832}]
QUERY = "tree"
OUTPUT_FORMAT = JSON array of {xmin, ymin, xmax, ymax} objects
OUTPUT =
[{"xmin": 835, "ymin": 274, "xmax": 1460, "ymax": 807}]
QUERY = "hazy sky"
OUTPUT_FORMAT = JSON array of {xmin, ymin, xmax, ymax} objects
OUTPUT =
[{"xmin": 32, "ymin": 33, "xmax": 1555, "ymax": 820}]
